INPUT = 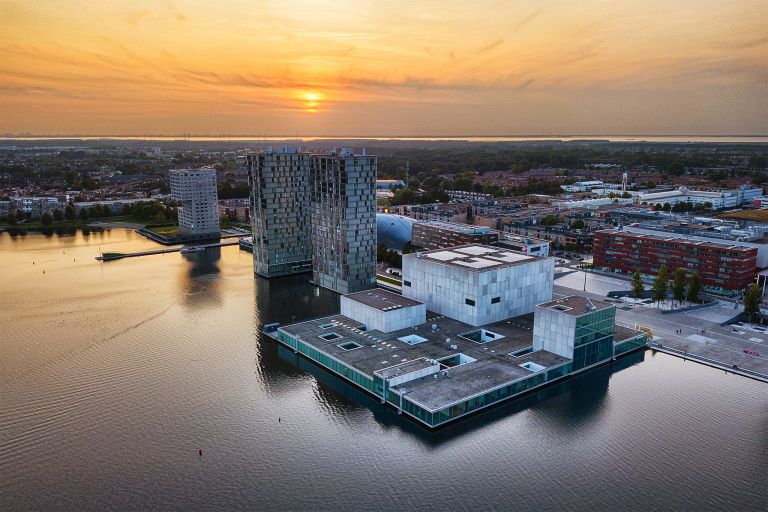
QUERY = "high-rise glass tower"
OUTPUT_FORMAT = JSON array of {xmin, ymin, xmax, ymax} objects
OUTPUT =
[
  {"xmin": 169, "ymin": 168, "xmax": 220, "ymax": 238},
  {"xmin": 309, "ymin": 148, "xmax": 377, "ymax": 294},
  {"xmin": 247, "ymin": 147, "xmax": 312, "ymax": 277}
]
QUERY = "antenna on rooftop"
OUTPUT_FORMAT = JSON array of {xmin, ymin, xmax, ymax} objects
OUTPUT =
[{"xmin": 405, "ymin": 161, "xmax": 410, "ymax": 187}]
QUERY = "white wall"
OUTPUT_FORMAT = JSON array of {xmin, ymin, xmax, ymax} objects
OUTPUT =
[
  {"xmin": 532, "ymin": 306, "xmax": 576, "ymax": 358},
  {"xmin": 340, "ymin": 296, "xmax": 426, "ymax": 333},
  {"xmin": 402, "ymin": 256, "xmax": 554, "ymax": 326}
]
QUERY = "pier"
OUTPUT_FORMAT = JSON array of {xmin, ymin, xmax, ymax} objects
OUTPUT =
[
  {"xmin": 95, "ymin": 240, "xmax": 240, "ymax": 261},
  {"xmin": 648, "ymin": 342, "xmax": 768, "ymax": 383}
]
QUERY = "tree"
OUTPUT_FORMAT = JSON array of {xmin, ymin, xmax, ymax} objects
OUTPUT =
[
  {"xmin": 667, "ymin": 160, "xmax": 685, "ymax": 175},
  {"xmin": 652, "ymin": 266, "xmax": 668, "ymax": 305},
  {"xmin": 744, "ymin": 284, "xmax": 761, "ymax": 322},
  {"xmin": 40, "ymin": 213, "xmax": 53, "ymax": 225},
  {"xmin": 102, "ymin": 205, "xmax": 111, "ymax": 217},
  {"xmin": 662, "ymin": 202, "xmax": 671, "ymax": 212},
  {"xmin": 65, "ymin": 204, "xmax": 75, "ymax": 220},
  {"xmin": 7, "ymin": 212, "xmax": 17, "ymax": 225},
  {"xmin": 540, "ymin": 214, "xmax": 559, "ymax": 226},
  {"xmin": 687, "ymin": 272, "xmax": 702, "ymax": 303},
  {"xmin": 672, "ymin": 268, "xmax": 687, "ymax": 305},
  {"xmin": 79, "ymin": 208, "xmax": 89, "ymax": 221},
  {"xmin": 53, "ymin": 208, "xmax": 64, "ymax": 221},
  {"xmin": 631, "ymin": 271, "xmax": 645, "ymax": 299},
  {"xmin": 570, "ymin": 219, "xmax": 585, "ymax": 230}
]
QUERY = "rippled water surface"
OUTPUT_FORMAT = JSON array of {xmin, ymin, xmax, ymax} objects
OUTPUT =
[{"xmin": 1, "ymin": 230, "xmax": 766, "ymax": 511}]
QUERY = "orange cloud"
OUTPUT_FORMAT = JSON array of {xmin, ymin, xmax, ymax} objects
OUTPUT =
[{"xmin": 1, "ymin": 0, "xmax": 766, "ymax": 135}]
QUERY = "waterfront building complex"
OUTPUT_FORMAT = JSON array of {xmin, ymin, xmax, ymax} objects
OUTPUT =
[
  {"xmin": 248, "ymin": 147, "xmax": 376, "ymax": 293},
  {"xmin": 247, "ymin": 149, "xmax": 313, "ymax": 277},
  {"xmin": 169, "ymin": 168, "xmax": 220, "ymax": 239},
  {"xmin": 401, "ymin": 245, "xmax": 553, "ymax": 326},
  {"xmin": 593, "ymin": 228, "xmax": 758, "ymax": 295},
  {"xmin": 271, "ymin": 251, "xmax": 646, "ymax": 428},
  {"xmin": 411, "ymin": 221, "xmax": 499, "ymax": 250}
]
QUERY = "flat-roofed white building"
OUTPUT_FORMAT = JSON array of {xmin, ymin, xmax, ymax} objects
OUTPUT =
[
  {"xmin": 340, "ymin": 289, "xmax": 426, "ymax": 333},
  {"xmin": 402, "ymin": 244, "xmax": 554, "ymax": 326},
  {"xmin": 169, "ymin": 168, "xmax": 220, "ymax": 238}
]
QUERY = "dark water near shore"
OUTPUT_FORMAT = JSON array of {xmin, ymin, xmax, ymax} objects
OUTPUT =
[{"xmin": 1, "ymin": 230, "xmax": 766, "ymax": 512}]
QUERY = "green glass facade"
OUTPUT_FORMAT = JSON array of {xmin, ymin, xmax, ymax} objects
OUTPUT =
[
  {"xmin": 614, "ymin": 333, "xmax": 648, "ymax": 356},
  {"xmin": 572, "ymin": 308, "xmax": 615, "ymax": 370}
]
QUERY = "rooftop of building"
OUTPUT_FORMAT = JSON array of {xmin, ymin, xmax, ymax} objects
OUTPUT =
[
  {"xmin": 596, "ymin": 227, "xmax": 760, "ymax": 252},
  {"xmin": 280, "ymin": 308, "xmax": 646, "ymax": 412},
  {"xmin": 414, "ymin": 220, "xmax": 493, "ymax": 234},
  {"xmin": 500, "ymin": 234, "xmax": 549, "ymax": 246},
  {"xmin": 537, "ymin": 295, "xmax": 613, "ymax": 316},
  {"xmin": 280, "ymin": 311, "xmax": 569, "ymax": 411},
  {"xmin": 344, "ymin": 289, "xmax": 423, "ymax": 311},
  {"xmin": 407, "ymin": 244, "xmax": 545, "ymax": 272}
]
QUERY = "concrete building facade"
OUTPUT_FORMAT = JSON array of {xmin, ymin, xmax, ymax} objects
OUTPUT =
[
  {"xmin": 340, "ymin": 289, "xmax": 426, "ymax": 333},
  {"xmin": 310, "ymin": 149, "xmax": 377, "ymax": 294},
  {"xmin": 169, "ymin": 168, "xmax": 220, "ymax": 238},
  {"xmin": 402, "ymin": 244, "xmax": 554, "ymax": 326},
  {"xmin": 247, "ymin": 148, "xmax": 313, "ymax": 277},
  {"xmin": 412, "ymin": 221, "xmax": 499, "ymax": 250}
]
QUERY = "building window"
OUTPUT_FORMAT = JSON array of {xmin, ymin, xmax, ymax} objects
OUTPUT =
[
  {"xmin": 465, "ymin": 298, "xmax": 475, "ymax": 307},
  {"xmin": 403, "ymin": 280, "xmax": 412, "ymax": 287},
  {"xmin": 491, "ymin": 297, "xmax": 501, "ymax": 304}
]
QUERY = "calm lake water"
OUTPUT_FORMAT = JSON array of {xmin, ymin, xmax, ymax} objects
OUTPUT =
[{"xmin": 1, "ymin": 230, "xmax": 766, "ymax": 511}]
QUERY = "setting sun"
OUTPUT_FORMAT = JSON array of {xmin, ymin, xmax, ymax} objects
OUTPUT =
[{"xmin": 302, "ymin": 92, "xmax": 322, "ymax": 113}]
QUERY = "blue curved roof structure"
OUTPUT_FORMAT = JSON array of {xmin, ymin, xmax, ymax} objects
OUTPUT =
[{"xmin": 376, "ymin": 213, "xmax": 413, "ymax": 250}]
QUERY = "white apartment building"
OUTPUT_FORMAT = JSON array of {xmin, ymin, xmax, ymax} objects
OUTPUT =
[{"xmin": 169, "ymin": 168, "xmax": 220, "ymax": 238}]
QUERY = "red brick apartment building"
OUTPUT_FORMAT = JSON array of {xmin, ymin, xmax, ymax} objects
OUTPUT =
[{"xmin": 593, "ymin": 229, "xmax": 757, "ymax": 296}]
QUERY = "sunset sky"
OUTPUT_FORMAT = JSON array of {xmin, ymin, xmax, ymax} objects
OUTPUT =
[{"xmin": 1, "ymin": 0, "xmax": 767, "ymax": 136}]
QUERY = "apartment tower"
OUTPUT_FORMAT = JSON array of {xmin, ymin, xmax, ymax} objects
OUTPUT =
[
  {"xmin": 247, "ymin": 148, "xmax": 312, "ymax": 277},
  {"xmin": 169, "ymin": 168, "xmax": 220, "ymax": 239},
  {"xmin": 309, "ymin": 148, "xmax": 377, "ymax": 294}
]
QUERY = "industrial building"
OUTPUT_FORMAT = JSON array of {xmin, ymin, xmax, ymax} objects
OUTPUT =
[
  {"xmin": 636, "ymin": 185, "xmax": 762, "ymax": 210},
  {"xmin": 169, "ymin": 168, "xmax": 220, "ymax": 239}
]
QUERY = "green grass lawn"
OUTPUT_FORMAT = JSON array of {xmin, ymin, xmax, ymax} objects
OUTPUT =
[{"xmin": 376, "ymin": 273, "xmax": 402, "ymax": 286}]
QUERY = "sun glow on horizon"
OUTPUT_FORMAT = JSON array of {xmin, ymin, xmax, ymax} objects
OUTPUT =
[
  {"xmin": 0, "ymin": 0, "xmax": 766, "ymax": 135},
  {"xmin": 302, "ymin": 92, "xmax": 323, "ymax": 113}
]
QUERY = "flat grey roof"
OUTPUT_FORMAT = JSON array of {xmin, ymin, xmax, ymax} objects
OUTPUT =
[
  {"xmin": 406, "ymin": 244, "xmax": 545, "ymax": 272},
  {"xmin": 537, "ymin": 295, "xmax": 613, "ymax": 316},
  {"xmin": 344, "ymin": 289, "xmax": 423, "ymax": 311},
  {"xmin": 279, "ymin": 312, "xmax": 573, "ymax": 411}
]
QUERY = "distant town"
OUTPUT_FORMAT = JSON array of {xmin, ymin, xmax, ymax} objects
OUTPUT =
[{"xmin": 2, "ymin": 138, "xmax": 767, "ymax": 421}]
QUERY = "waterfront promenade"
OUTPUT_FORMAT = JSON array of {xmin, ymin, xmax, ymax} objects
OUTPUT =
[
  {"xmin": 553, "ymin": 275, "xmax": 768, "ymax": 380},
  {"xmin": 95, "ymin": 240, "xmax": 240, "ymax": 261}
]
